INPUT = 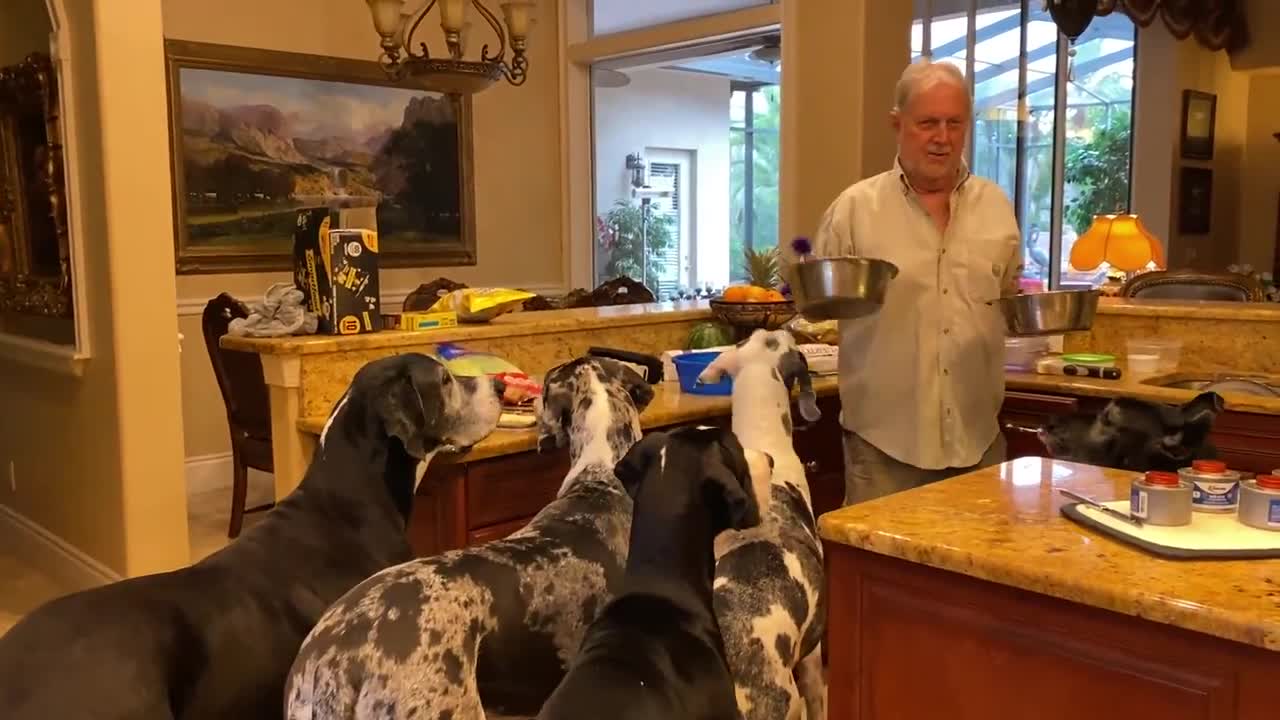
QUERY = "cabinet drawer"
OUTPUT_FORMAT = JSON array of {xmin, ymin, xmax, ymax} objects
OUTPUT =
[
  {"xmin": 467, "ymin": 516, "xmax": 532, "ymax": 546},
  {"xmin": 466, "ymin": 449, "xmax": 570, "ymax": 529}
]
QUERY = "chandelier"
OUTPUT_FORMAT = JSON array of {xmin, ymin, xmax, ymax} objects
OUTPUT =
[{"xmin": 364, "ymin": 0, "xmax": 533, "ymax": 93}]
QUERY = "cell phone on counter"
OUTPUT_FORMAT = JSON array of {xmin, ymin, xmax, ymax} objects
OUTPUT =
[{"xmin": 1062, "ymin": 363, "xmax": 1121, "ymax": 380}]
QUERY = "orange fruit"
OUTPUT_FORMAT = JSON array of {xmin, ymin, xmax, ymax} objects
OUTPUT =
[
  {"xmin": 722, "ymin": 285, "xmax": 752, "ymax": 302},
  {"xmin": 758, "ymin": 289, "xmax": 785, "ymax": 302}
]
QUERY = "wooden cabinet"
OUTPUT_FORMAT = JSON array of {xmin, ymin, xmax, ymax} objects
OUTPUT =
[
  {"xmin": 406, "ymin": 394, "xmax": 847, "ymax": 557},
  {"xmin": 825, "ymin": 543, "xmax": 1278, "ymax": 720}
]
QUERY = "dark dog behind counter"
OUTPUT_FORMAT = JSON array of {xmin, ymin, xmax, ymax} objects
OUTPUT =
[
  {"xmin": 0, "ymin": 354, "xmax": 503, "ymax": 720},
  {"xmin": 537, "ymin": 425, "xmax": 772, "ymax": 720},
  {"xmin": 1039, "ymin": 391, "xmax": 1225, "ymax": 472}
]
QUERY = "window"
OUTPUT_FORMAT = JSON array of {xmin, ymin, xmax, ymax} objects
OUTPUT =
[
  {"xmin": 592, "ymin": 36, "xmax": 781, "ymax": 298},
  {"xmin": 913, "ymin": 3, "xmax": 1137, "ymax": 290},
  {"xmin": 730, "ymin": 82, "xmax": 780, "ymax": 283},
  {"xmin": 591, "ymin": 0, "xmax": 774, "ymax": 37}
]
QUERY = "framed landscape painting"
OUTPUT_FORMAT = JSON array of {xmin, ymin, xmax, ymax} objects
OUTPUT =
[{"xmin": 165, "ymin": 40, "xmax": 477, "ymax": 274}]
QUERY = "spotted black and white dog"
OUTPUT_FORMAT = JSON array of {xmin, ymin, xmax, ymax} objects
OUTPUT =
[
  {"xmin": 0, "ymin": 353, "xmax": 503, "ymax": 720},
  {"xmin": 284, "ymin": 356, "xmax": 655, "ymax": 719},
  {"xmin": 698, "ymin": 329, "xmax": 828, "ymax": 720}
]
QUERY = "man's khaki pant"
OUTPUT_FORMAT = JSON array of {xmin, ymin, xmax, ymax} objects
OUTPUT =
[{"xmin": 841, "ymin": 430, "xmax": 1008, "ymax": 506}]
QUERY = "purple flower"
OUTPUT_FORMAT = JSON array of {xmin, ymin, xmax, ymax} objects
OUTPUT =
[
  {"xmin": 791, "ymin": 236, "xmax": 812, "ymax": 256},
  {"xmin": 779, "ymin": 282, "xmax": 791, "ymax": 297}
]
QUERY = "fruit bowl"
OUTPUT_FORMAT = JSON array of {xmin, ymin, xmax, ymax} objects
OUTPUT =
[{"xmin": 709, "ymin": 298, "xmax": 797, "ymax": 336}]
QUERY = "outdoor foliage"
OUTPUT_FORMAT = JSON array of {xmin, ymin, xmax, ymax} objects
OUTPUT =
[
  {"xmin": 1064, "ymin": 104, "xmax": 1133, "ymax": 235},
  {"xmin": 730, "ymin": 85, "xmax": 781, "ymax": 282},
  {"xmin": 597, "ymin": 199, "xmax": 675, "ymax": 293}
]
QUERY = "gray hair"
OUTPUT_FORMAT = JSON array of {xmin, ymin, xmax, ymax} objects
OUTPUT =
[{"xmin": 893, "ymin": 59, "xmax": 971, "ymax": 114}]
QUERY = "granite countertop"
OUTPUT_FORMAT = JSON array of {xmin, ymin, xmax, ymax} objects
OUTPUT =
[
  {"xmin": 297, "ymin": 376, "xmax": 843, "ymax": 462},
  {"xmin": 1006, "ymin": 369, "xmax": 1280, "ymax": 415},
  {"xmin": 1095, "ymin": 297, "xmax": 1280, "ymax": 321},
  {"xmin": 817, "ymin": 457, "xmax": 1280, "ymax": 652},
  {"xmin": 221, "ymin": 301, "xmax": 714, "ymax": 355}
]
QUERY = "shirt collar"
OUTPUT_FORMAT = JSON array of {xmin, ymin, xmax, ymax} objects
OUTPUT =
[{"xmin": 894, "ymin": 155, "xmax": 972, "ymax": 196}]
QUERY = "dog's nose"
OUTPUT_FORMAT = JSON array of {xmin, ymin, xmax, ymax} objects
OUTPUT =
[{"xmin": 492, "ymin": 376, "xmax": 508, "ymax": 397}]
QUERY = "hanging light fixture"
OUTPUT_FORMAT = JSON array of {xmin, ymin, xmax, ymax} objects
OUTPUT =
[
  {"xmin": 1045, "ymin": 0, "xmax": 1098, "ymax": 80},
  {"xmin": 364, "ymin": 0, "xmax": 534, "ymax": 93}
]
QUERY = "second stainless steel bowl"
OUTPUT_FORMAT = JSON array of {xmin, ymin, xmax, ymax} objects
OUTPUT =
[
  {"xmin": 989, "ymin": 289, "xmax": 1100, "ymax": 336},
  {"xmin": 787, "ymin": 256, "xmax": 899, "ymax": 321}
]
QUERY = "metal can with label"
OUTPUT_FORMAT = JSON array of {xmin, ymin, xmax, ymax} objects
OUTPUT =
[
  {"xmin": 1178, "ymin": 459, "xmax": 1241, "ymax": 513},
  {"xmin": 1129, "ymin": 471, "xmax": 1193, "ymax": 526},
  {"xmin": 1237, "ymin": 474, "xmax": 1280, "ymax": 531}
]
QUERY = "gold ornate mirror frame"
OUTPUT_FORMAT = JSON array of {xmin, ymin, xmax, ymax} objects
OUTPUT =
[{"xmin": 0, "ymin": 52, "xmax": 72, "ymax": 319}]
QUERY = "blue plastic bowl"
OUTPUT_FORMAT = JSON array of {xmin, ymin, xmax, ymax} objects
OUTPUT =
[{"xmin": 673, "ymin": 351, "xmax": 733, "ymax": 395}]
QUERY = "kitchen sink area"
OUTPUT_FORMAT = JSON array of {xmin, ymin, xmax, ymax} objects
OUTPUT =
[{"xmin": 1137, "ymin": 372, "xmax": 1280, "ymax": 397}]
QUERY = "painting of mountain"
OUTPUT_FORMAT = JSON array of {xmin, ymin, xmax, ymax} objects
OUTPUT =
[{"xmin": 170, "ymin": 56, "xmax": 467, "ymax": 273}]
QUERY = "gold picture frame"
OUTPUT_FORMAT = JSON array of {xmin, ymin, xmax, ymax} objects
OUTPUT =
[
  {"xmin": 164, "ymin": 40, "xmax": 478, "ymax": 275},
  {"xmin": 0, "ymin": 52, "xmax": 72, "ymax": 320}
]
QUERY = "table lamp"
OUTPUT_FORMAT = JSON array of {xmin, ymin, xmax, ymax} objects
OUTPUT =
[{"xmin": 1068, "ymin": 213, "xmax": 1166, "ymax": 295}]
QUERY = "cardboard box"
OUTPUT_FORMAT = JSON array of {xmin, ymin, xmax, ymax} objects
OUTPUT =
[
  {"xmin": 385, "ymin": 310, "xmax": 460, "ymax": 331},
  {"xmin": 293, "ymin": 207, "xmax": 383, "ymax": 334}
]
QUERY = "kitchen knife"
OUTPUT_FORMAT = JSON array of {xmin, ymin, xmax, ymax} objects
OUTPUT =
[{"xmin": 1057, "ymin": 488, "xmax": 1144, "ymax": 528}]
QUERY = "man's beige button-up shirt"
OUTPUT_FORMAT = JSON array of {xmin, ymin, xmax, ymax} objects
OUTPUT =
[{"xmin": 813, "ymin": 160, "xmax": 1023, "ymax": 470}]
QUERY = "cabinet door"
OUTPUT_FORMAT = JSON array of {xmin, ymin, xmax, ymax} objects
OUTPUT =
[
  {"xmin": 793, "ymin": 395, "xmax": 846, "ymax": 520},
  {"xmin": 826, "ymin": 545, "xmax": 1274, "ymax": 720},
  {"xmin": 999, "ymin": 391, "xmax": 1081, "ymax": 459}
]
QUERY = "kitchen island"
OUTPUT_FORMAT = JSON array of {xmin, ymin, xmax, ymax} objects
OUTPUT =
[
  {"xmin": 221, "ymin": 297, "xmax": 1280, "ymax": 555},
  {"xmin": 818, "ymin": 457, "xmax": 1280, "ymax": 720}
]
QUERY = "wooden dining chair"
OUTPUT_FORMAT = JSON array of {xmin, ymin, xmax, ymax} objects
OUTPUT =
[{"xmin": 201, "ymin": 293, "xmax": 275, "ymax": 538}]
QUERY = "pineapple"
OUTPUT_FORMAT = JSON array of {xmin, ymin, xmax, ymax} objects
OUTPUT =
[{"xmin": 742, "ymin": 246, "xmax": 780, "ymax": 289}]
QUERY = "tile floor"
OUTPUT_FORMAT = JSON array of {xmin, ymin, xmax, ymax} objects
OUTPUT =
[{"xmin": 0, "ymin": 478, "xmax": 270, "ymax": 636}]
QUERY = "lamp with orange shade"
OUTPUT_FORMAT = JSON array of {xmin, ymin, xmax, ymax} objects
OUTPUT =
[{"xmin": 1068, "ymin": 213, "xmax": 1166, "ymax": 295}]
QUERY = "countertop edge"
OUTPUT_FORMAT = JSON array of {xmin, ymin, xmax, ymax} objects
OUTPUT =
[
  {"xmin": 816, "ymin": 521, "xmax": 1280, "ymax": 652},
  {"xmin": 221, "ymin": 302, "xmax": 715, "ymax": 355}
]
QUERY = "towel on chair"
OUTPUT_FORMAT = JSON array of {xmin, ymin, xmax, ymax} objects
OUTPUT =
[{"xmin": 228, "ymin": 283, "xmax": 319, "ymax": 337}]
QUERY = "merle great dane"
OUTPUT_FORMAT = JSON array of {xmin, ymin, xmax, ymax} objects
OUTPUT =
[
  {"xmin": 0, "ymin": 353, "xmax": 503, "ymax": 720},
  {"xmin": 284, "ymin": 356, "xmax": 654, "ymax": 719}
]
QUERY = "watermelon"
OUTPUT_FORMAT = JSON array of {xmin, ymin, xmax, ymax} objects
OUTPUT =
[{"xmin": 686, "ymin": 321, "xmax": 734, "ymax": 350}]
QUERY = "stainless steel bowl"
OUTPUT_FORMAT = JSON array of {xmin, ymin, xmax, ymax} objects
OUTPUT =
[
  {"xmin": 989, "ymin": 289, "xmax": 1100, "ymax": 336},
  {"xmin": 787, "ymin": 256, "xmax": 899, "ymax": 321}
]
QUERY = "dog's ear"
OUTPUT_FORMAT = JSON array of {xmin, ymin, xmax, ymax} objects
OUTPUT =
[
  {"xmin": 596, "ymin": 359, "xmax": 655, "ymax": 412},
  {"xmin": 613, "ymin": 431, "xmax": 666, "ymax": 499},
  {"xmin": 1182, "ymin": 391, "xmax": 1225, "ymax": 427},
  {"xmin": 697, "ymin": 346, "xmax": 741, "ymax": 385},
  {"xmin": 382, "ymin": 358, "xmax": 448, "ymax": 459},
  {"xmin": 535, "ymin": 385, "xmax": 573, "ymax": 453},
  {"xmin": 706, "ymin": 429, "xmax": 762, "ymax": 532},
  {"xmin": 778, "ymin": 349, "xmax": 821, "ymax": 423}
]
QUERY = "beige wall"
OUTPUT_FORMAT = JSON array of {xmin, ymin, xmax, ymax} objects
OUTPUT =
[
  {"xmin": 779, "ymin": 0, "xmax": 911, "ymax": 245},
  {"xmin": 163, "ymin": 0, "xmax": 566, "ymax": 460},
  {"xmin": 0, "ymin": 0, "xmax": 189, "ymax": 577},
  {"xmin": 0, "ymin": 0, "xmax": 52, "ymax": 65},
  {"xmin": 1169, "ymin": 36, "xmax": 1278, "ymax": 273}
]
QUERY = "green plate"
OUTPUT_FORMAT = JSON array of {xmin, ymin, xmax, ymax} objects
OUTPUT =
[{"xmin": 1061, "ymin": 353, "xmax": 1115, "ymax": 365}]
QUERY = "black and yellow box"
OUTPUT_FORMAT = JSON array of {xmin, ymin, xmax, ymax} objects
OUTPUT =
[{"xmin": 292, "ymin": 207, "xmax": 383, "ymax": 335}]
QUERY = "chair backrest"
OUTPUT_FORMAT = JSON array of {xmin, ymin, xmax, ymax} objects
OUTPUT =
[
  {"xmin": 403, "ymin": 277, "xmax": 469, "ymax": 311},
  {"xmin": 202, "ymin": 294, "xmax": 272, "ymax": 441},
  {"xmin": 585, "ymin": 276, "xmax": 656, "ymax": 306},
  {"xmin": 1121, "ymin": 270, "xmax": 1263, "ymax": 302}
]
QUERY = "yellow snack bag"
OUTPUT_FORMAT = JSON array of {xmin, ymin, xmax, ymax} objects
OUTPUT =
[{"xmin": 426, "ymin": 288, "xmax": 536, "ymax": 323}]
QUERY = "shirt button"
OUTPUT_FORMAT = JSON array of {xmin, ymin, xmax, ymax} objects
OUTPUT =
[
  {"xmin": 940, "ymin": 248, "xmax": 947, "ymax": 255},
  {"xmin": 943, "ymin": 328, "xmax": 951, "ymax": 335},
  {"xmin": 943, "ymin": 368, "xmax": 950, "ymax": 375},
  {"xmin": 943, "ymin": 288, "xmax": 949, "ymax": 295}
]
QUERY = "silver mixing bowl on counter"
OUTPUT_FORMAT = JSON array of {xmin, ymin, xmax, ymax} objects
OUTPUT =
[
  {"xmin": 987, "ymin": 288, "xmax": 1101, "ymax": 336},
  {"xmin": 786, "ymin": 256, "xmax": 899, "ymax": 321}
]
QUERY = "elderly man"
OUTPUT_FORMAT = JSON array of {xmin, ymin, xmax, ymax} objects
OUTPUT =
[{"xmin": 812, "ymin": 59, "xmax": 1024, "ymax": 505}]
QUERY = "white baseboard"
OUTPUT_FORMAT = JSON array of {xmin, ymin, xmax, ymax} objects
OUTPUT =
[
  {"xmin": 184, "ymin": 452, "xmax": 272, "ymax": 497},
  {"xmin": 0, "ymin": 504, "xmax": 121, "ymax": 592}
]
